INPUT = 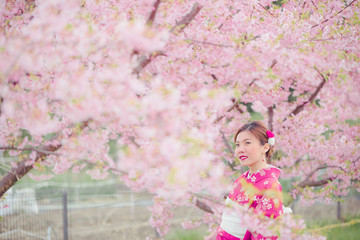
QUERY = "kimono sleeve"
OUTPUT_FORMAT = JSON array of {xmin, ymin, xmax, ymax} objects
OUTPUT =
[{"xmin": 254, "ymin": 178, "xmax": 283, "ymax": 219}]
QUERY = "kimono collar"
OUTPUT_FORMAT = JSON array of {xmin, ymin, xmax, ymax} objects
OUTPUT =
[{"xmin": 246, "ymin": 165, "xmax": 282, "ymax": 182}]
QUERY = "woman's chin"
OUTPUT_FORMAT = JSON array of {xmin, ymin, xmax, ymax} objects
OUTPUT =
[{"xmin": 239, "ymin": 161, "xmax": 250, "ymax": 167}]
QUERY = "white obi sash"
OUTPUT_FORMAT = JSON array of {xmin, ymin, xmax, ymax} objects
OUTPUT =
[
  {"xmin": 220, "ymin": 197, "xmax": 293, "ymax": 238},
  {"xmin": 219, "ymin": 198, "xmax": 247, "ymax": 238}
]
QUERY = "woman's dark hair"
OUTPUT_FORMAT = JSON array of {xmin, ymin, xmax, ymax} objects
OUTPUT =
[{"xmin": 234, "ymin": 121, "xmax": 274, "ymax": 161}]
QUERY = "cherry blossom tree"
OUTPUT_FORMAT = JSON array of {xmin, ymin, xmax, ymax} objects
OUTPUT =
[{"xmin": 1, "ymin": 0, "xmax": 359, "ymax": 238}]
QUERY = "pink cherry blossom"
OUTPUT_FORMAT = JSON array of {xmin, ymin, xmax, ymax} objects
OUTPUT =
[{"xmin": 0, "ymin": 0, "xmax": 359, "ymax": 238}]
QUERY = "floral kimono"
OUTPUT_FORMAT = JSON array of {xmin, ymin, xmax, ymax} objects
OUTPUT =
[{"xmin": 217, "ymin": 165, "xmax": 283, "ymax": 240}]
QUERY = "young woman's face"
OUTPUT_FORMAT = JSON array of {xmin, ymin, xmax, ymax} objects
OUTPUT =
[{"xmin": 235, "ymin": 130, "xmax": 267, "ymax": 168}]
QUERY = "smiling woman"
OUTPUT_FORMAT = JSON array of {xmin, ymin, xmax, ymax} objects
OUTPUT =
[
  {"xmin": 234, "ymin": 121, "xmax": 274, "ymax": 174},
  {"xmin": 205, "ymin": 121, "xmax": 284, "ymax": 240}
]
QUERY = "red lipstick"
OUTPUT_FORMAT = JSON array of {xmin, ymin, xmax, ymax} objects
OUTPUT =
[{"xmin": 239, "ymin": 155, "xmax": 248, "ymax": 161}]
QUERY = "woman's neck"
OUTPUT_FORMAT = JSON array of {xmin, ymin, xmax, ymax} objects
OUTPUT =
[{"xmin": 249, "ymin": 160, "xmax": 268, "ymax": 174}]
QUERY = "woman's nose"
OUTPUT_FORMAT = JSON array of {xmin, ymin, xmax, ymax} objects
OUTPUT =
[{"xmin": 236, "ymin": 146, "xmax": 244, "ymax": 153}]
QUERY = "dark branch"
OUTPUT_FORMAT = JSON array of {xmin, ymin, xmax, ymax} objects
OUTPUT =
[
  {"xmin": 214, "ymin": 101, "xmax": 240, "ymax": 124},
  {"xmin": 220, "ymin": 131, "xmax": 230, "ymax": 144},
  {"xmin": 0, "ymin": 97, "xmax": 3, "ymax": 117},
  {"xmin": 270, "ymin": 59, "xmax": 277, "ymax": 69},
  {"xmin": 285, "ymin": 66, "xmax": 327, "ymax": 121},
  {"xmin": 258, "ymin": 3, "xmax": 275, "ymax": 17},
  {"xmin": 195, "ymin": 199, "xmax": 214, "ymax": 214},
  {"xmin": 220, "ymin": 130, "xmax": 236, "ymax": 171},
  {"xmin": 213, "ymin": 78, "xmax": 256, "ymax": 124},
  {"xmin": 132, "ymin": 51, "xmax": 166, "ymax": 76},
  {"xmin": 311, "ymin": 0, "xmax": 358, "ymax": 28},
  {"xmin": 298, "ymin": 177, "xmax": 336, "ymax": 188},
  {"xmin": 133, "ymin": 3, "xmax": 201, "ymax": 75},
  {"xmin": 232, "ymin": 98, "xmax": 244, "ymax": 115},
  {"xmin": 297, "ymin": 165, "xmax": 345, "ymax": 188},
  {"xmin": 187, "ymin": 38, "xmax": 235, "ymax": 48},
  {"xmin": 133, "ymin": 55, "xmax": 152, "ymax": 76},
  {"xmin": 0, "ymin": 146, "xmax": 60, "ymax": 155},
  {"xmin": 214, "ymin": 58, "xmax": 277, "ymax": 124},
  {"xmin": 211, "ymin": 74, "xmax": 218, "ymax": 82},
  {"xmin": 190, "ymin": 192, "xmax": 222, "ymax": 204},
  {"xmin": 0, "ymin": 144, "xmax": 60, "ymax": 198},
  {"xmin": 170, "ymin": 2, "xmax": 202, "ymax": 35},
  {"xmin": 268, "ymin": 106, "xmax": 274, "ymax": 132},
  {"xmin": 146, "ymin": 0, "xmax": 161, "ymax": 26},
  {"xmin": 0, "ymin": 120, "xmax": 90, "ymax": 198},
  {"xmin": 203, "ymin": 63, "xmax": 231, "ymax": 68}
]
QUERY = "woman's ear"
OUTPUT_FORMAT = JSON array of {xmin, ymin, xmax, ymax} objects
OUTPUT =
[{"xmin": 263, "ymin": 143, "xmax": 270, "ymax": 153}]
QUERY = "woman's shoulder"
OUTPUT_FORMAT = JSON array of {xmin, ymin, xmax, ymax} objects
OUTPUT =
[{"xmin": 256, "ymin": 176, "xmax": 282, "ymax": 191}]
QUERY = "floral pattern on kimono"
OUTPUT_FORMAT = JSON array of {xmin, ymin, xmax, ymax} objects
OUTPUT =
[{"xmin": 220, "ymin": 166, "xmax": 283, "ymax": 240}]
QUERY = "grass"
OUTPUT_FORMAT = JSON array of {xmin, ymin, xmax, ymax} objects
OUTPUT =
[
  {"xmin": 165, "ymin": 227, "xmax": 207, "ymax": 240},
  {"xmin": 306, "ymin": 215, "xmax": 360, "ymax": 240},
  {"xmin": 323, "ymin": 222, "xmax": 360, "ymax": 240},
  {"xmin": 165, "ymin": 215, "xmax": 360, "ymax": 240}
]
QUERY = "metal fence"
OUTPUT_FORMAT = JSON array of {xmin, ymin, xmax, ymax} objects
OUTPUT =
[
  {"xmin": 2, "ymin": 181, "xmax": 360, "ymax": 240},
  {"xmin": 0, "ymin": 182, "xmax": 158, "ymax": 240}
]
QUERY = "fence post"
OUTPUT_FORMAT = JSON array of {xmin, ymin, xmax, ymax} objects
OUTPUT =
[
  {"xmin": 337, "ymin": 200, "xmax": 341, "ymax": 221},
  {"xmin": 47, "ymin": 226, "xmax": 52, "ymax": 240},
  {"xmin": 63, "ymin": 191, "xmax": 68, "ymax": 240},
  {"xmin": 130, "ymin": 191, "xmax": 135, "ymax": 238}
]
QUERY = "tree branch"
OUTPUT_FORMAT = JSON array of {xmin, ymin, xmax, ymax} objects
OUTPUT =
[
  {"xmin": 284, "ymin": 66, "xmax": 327, "ymax": 121},
  {"xmin": 190, "ymin": 192, "xmax": 222, "ymax": 204},
  {"xmin": 220, "ymin": 130, "xmax": 234, "ymax": 157},
  {"xmin": 170, "ymin": 3, "xmax": 202, "ymax": 35},
  {"xmin": 0, "ymin": 120, "xmax": 90, "ymax": 198},
  {"xmin": 195, "ymin": 199, "xmax": 214, "ymax": 214},
  {"xmin": 214, "ymin": 100, "xmax": 243, "ymax": 124},
  {"xmin": 0, "ymin": 97, "xmax": 3, "ymax": 117},
  {"xmin": 270, "ymin": 59, "xmax": 277, "ymax": 69},
  {"xmin": 298, "ymin": 177, "xmax": 336, "ymax": 188},
  {"xmin": 0, "ymin": 146, "xmax": 60, "ymax": 156},
  {"xmin": 219, "ymin": 130, "xmax": 236, "ymax": 171},
  {"xmin": 268, "ymin": 106, "xmax": 274, "ymax": 132},
  {"xmin": 0, "ymin": 144, "xmax": 60, "ymax": 198},
  {"xmin": 213, "ymin": 78, "xmax": 256, "ymax": 124},
  {"xmin": 146, "ymin": 0, "xmax": 161, "ymax": 26},
  {"xmin": 311, "ymin": 0, "xmax": 358, "ymax": 28},
  {"xmin": 232, "ymin": 98, "xmax": 244, "ymax": 115},
  {"xmin": 257, "ymin": 3, "xmax": 275, "ymax": 17},
  {"xmin": 214, "ymin": 59, "xmax": 277, "ymax": 124},
  {"xmin": 132, "ymin": 51, "xmax": 167, "ymax": 76},
  {"xmin": 186, "ymin": 38, "xmax": 235, "ymax": 48},
  {"xmin": 133, "ymin": 3, "xmax": 201, "ymax": 75},
  {"xmin": 297, "ymin": 165, "xmax": 345, "ymax": 188}
]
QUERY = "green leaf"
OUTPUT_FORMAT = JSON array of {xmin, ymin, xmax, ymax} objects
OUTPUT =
[
  {"xmin": 250, "ymin": 111, "xmax": 264, "ymax": 121},
  {"xmin": 21, "ymin": 129, "xmax": 32, "ymax": 140},
  {"xmin": 321, "ymin": 129, "xmax": 334, "ymax": 140},
  {"xmin": 345, "ymin": 118, "xmax": 360, "ymax": 126}
]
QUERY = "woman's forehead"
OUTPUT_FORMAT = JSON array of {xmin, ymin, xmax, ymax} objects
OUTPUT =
[{"xmin": 236, "ymin": 131, "xmax": 255, "ymax": 141}]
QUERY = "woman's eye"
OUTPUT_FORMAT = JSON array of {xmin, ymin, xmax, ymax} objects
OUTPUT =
[
  {"xmin": 246, "ymin": 142, "xmax": 251, "ymax": 144},
  {"xmin": 235, "ymin": 144, "xmax": 239, "ymax": 147}
]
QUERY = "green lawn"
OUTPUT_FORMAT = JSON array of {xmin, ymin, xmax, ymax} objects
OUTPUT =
[
  {"xmin": 165, "ymin": 227, "xmax": 207, "ymax": 240},
  {"xmin": 165, "ymin": 216, "xmax": 360, "ymax": 240},
  {"xmin": 322, "ymin": 222, "xmax": 360, "ymax": 240},
  {"xmin": 307, "ymin": 216, "xmax": 360, "ymax": 240}
]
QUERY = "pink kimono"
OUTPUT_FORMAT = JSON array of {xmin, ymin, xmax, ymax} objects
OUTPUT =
[{"xmin": 217, "ymin": 166, "xmax": 283, "ymax": 240}]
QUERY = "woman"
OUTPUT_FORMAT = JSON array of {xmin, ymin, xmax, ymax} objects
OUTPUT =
[{"xmin": 205, "ymin": 121, "xmax": 284, "ymax": 240}]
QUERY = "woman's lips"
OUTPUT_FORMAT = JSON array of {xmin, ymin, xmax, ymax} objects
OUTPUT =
[{"xmin": 239, "ymin": 156, "xmax": 248, "ymax": 161}]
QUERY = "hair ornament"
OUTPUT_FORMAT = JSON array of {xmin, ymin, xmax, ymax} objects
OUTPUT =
[{"xmin": 266, "ymin": 130, "xmax": 275, "ymax": 146}]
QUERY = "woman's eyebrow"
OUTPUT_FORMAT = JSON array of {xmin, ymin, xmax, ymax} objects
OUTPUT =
[{"xmin": 236, "ymin": 138, "xmax": 251, "ymax": 143}]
